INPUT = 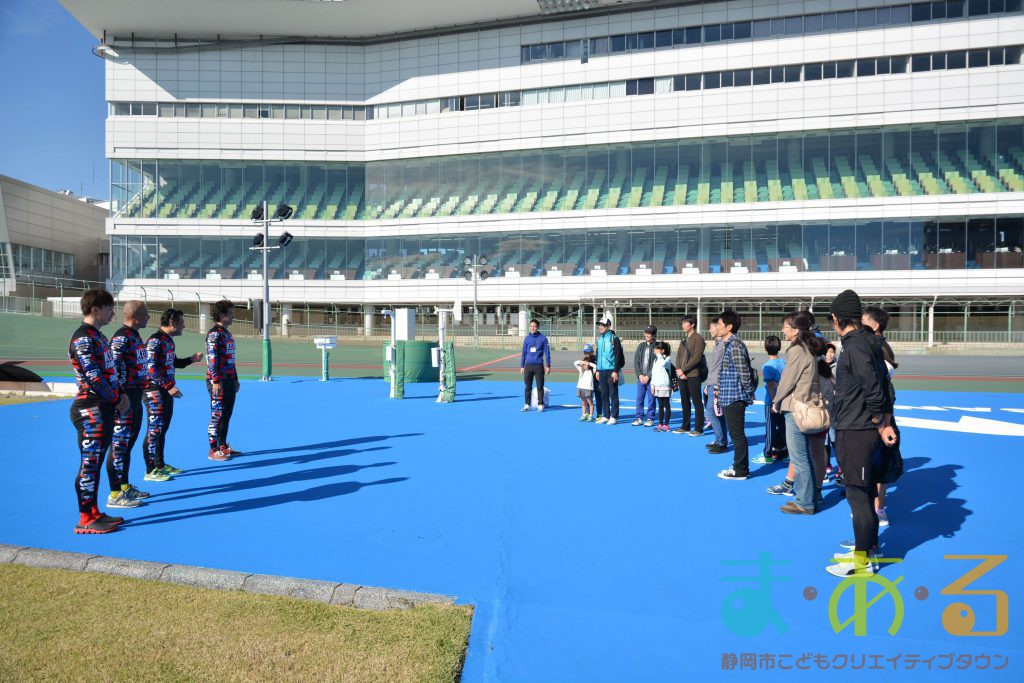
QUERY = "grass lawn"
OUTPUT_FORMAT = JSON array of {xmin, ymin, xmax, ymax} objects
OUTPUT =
[{"xmin": 0, "ymin": 564, "xmax": 472, "ymax": 683}]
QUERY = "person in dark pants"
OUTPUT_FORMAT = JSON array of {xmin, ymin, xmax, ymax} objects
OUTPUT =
[
  {"xmin": 107, "ymin": 300, "xmax": 152, "ymax": 508},
  {"xmin": 631, "ymin": 325, "xmax": 658, "ymax": 426},
  {"xmin": 595, "ymin": 316, "xmax": 626, "ymax": 424},
  {"xmin": 673, "ymin": 314, "xmax": 706, "ymax": 435},
  {"xmin": 520, "ymin": 319, "xmax": 551, "ymax": 412},
  {"xmin": 714, "ymin": 311, "xmax": 756, "ymax": 481},
  {"xmin": 143, "ymin": 309, "xmax": 202, "ymax": 481},
  {"xmin": 68, "ymin": 288, "xmax": 129, "ymax": 534},
  {"xmin": 206, "ymin": 299, "xmax": 241, "ymax": 460},
  {"xmin": 863, "ymin": 306, "xmax": 899, "ymax": 528},
  {"xmin": 826, "ymin": 290, "xmax": 897, "ymax": 577}
]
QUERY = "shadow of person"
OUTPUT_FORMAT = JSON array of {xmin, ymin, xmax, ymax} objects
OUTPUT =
[
  {"xmin": 172, "ymin": 445, "xmax": 393, "ymax": 479},
  {"xmin": 152, "ymin": 460, "xmax": 397, "ymax": 505},
  {"xmin": 239, "ymin": 433, "xmax": 423, "ymax": 458},
  {"xmin": 124, "ymin": 476, "xmax": 409, "ymax": 528},
  {"xmin": 875, "ymin": 456, "xmax": 972, "ymax": 561}
]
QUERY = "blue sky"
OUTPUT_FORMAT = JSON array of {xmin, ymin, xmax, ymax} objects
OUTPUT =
[{"xmin": 0, "ymin": 0, "xmax": 106, "ymax": 198}]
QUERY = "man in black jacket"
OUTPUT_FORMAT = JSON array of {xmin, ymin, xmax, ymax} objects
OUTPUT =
[
  {"xmin": 673, "ymin": 315, "xmax": 706, "ymax": 435},
  {"xmin": 826, "ymin": 290, "xmax": 898, "ymax": 577},
  {"xmin": 631, "ymin": 325, "xmax": 657, "ymax": 426}
]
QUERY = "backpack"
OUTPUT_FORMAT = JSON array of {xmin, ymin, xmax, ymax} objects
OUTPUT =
[{"xmin": 612, "ymin": 335, "xmax": 625, "ymax": 372}]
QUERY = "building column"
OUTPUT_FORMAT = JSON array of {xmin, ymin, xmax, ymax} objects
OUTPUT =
[
  {"xmin": 364, "ymin": 304, "xmax": 374, "ymax": 337},
  {"xmin": 927, "ymin": 301, "xmax": 935, "ymax": 348},
  {"xmin": 198, "ymin": 303, "xmax": 211, "ymax": 332},
  {"xmin": 518, "ymin": 305, "xmax": 528, "ymax": 333}
]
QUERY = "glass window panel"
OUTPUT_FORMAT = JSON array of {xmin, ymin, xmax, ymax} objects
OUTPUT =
[
  {"xmin": 785, "ymin": 16, "xmax": 802, "ymax": 34},
  {"xmin": 995, "ymin": 217, "xmax": 1024, "ymax": 268},
  {"xmin": 673, "ymin": 75, "xmax": 686, "ymax": 91},
  {"xmin": 858, "ymin": 59, "xmax": 876, "ymax": 76},
  {"xmin": 752, "ymin": 19, "xmax": 771, "ymax": 38},
  {"xmin": 672, "ymin": 29, "xmax": 686, "ymax": 45},
  {"xmin": 130, "ymin": 102, "xmax": 142, "ymax": 115},
  {"xmin": 948, "ymin": 0, "xmax": 966, "ymax": 17},
  {"xmin": 784, "ymin": 65, "xmax": 800, "ymax": 82},
  {"xmin": 805, "ymin": 14, "xmax": 823, "ymax": 32},
  {"xmin": 141, "ymin": 102, "xmax": 156, "ymax": 115},
  {"xmin": 770, "ymin": 67, "xmax": 784, "ymax": 83},
  {"xmin": 626, "ymin": 33, "xmax": 639, "ymax": 51},
  {"xmin": 752, "ymin": 68, "xmax": 770, "ymax": 85},
  {"xmin": 531, "ymin": 44, "xmax": 545, "ymax": 60},
  {"xmin": 720, "ymin": 23, "xmax": 734, "ymax": 40},
  {"xmin": 913, "ymin": 2, "xmax": 932, "ymax": 21},
  {"xmin": 967, "ymin": 218, "xmax": 996, "ymax": 267},
  {"xmin": 876, "ymin": 57, "xmax": 891, "ymax": 75},
  {"xmin": 969, "ymin": 49, "xmax": 988, "ymax": 67},
  {"xmin": 638, "ymin": 32, "xmax": 654, "ymax": 49},
  {"xmin": 891, "ymin": 5, "xmax": 912, "ymax": 23},
  {"xmin": 857, "ymin": 222, "xmax": 883, "ymax": 270},
  {"xmin": 836, "ymin": 10, "xmax": 856, "ymax": 28},
  {"xmin": 685, "ymin": 26, "xmax": 702, "ymax": 43},
  {"xmin": 705, "ymin": 24, "xmax": 721, "ymax": 42},
  {"xmin": 704, "ymin": 72, "xmax": 720, "ymax": 89},
  {"xmin": 720, "ymin": 71, "xmax": 734, "ymax": 87},
  {"xmin": 877, "ymin": 6, "xmax": 892, "ymax": 24},
  {"xmin": 770, "ymin": 18, "xmax": 786, "ymax": 35},
  {"xmin": 837, "ymin": 60, "xmax": 855, "ymax": 77},
  {"xmin": 932, "ymin": 1, "xmax": 948, "ymax": 18},
  {"xmin": 566, "ymin": 40, "xmax": 582, "ymax": 58},
  {"xmin": 734, "ymin": 69, "xmax": 752, "ymax": 86},
  {"xmin": 933, "ymin": 52, "xmax": 947, "ymax": 70},
  {"xmin": 822, "ymin": 12, "xmax": 837, "ymax": 30},
  {"xmin": 891, "ymin": 55, "xmax": 909, "ymax": 72},
  {"xmin": 521, "ymin": 46, "xmax": 531, "ymax": 63},
  {"xmin": 591, "ymin": 37, "xmax": 608, "ymax": 55},
  {"xmin": 186, "ymin": 103, "xmax": 201, "ymax": 117},
  {"xmin": 858, "ymin": 8, "xmax": 877, "ymax": 27},
  {"xmin": 202, "ymin": 103, "xmax": 217, "ymax": 117},
  {"xmin": 114, "ymin": 102, "xmax": 130, "ymax": 115},
  {"xmin": 968, "ymin": 0, "xmax": 989, "ymax": 14},
  {"xmin": 610, "ymin": 34, "xmax": 627, "ymax": 52},
  {"xmin": 655, "ymin": 30, "xmax": 672, "ymax": 47},
  {"xmin": 549, "ymin": 41, "xmax": 565, "ymax": 59},
  {"xmin": 1006, "ymin": 46, "xmax": 1022, "ymax": 64},
  {"xmin": 685, "ymin": 73, "xmax": 702, "ymax": 90},
  {"xmin": 947, "ymin": 50, "xmax": 967, "ymax": 69},
  {"xmin": 733, "ymin": 21, "xmax": 752, "ymax": 39},
  {"xmin": 158, "ymin": 103, "xmax": 174, "ymax": 116}
]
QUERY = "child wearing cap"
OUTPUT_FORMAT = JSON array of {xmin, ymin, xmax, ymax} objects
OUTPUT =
[{"xmin": 574, "ymin": 345, "xmax": 597, "ymax": 422}]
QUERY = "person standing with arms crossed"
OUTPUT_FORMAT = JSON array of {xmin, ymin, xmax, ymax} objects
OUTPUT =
[
  {"xmin": 207, "ymin": 300, "xmax": 241, "ymax": 460},
  {"xmin": 674, "ymin": 314, "xmax": 706, "ymax": 436},
  {"xmin": 69, "ymin": 289, "xmax": 129, "ymax": 534},
  {"xmin": 143, "ymin": 309, "xmax": 202, "ymax": 481},
  {"xmin": 520, "ymin": 319, "xmax": 551, "ymax": 412},
  {"xmin": 107, "ymin": 300, "xmax": 152, "ymax": 508}
]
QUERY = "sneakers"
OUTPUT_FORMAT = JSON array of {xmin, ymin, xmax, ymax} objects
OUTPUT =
[
  {"xmin": 125, "ymin": 484, "xmax": 150, "ymax": 500},
  {"xmin": 209, "ymin": 447, "xmax": 232, "ymax": 462},
  {"xmin": 162, "ymin": 463, "xmax": 185, "ymax": 475},
  {"xmin": 766, "ymin": 481, "xmax": 795, "ymax": 496},
  {"xmin": 750, "ymin": 453, "xmax": 773, "ymax": 465},
  {"xmin": 707, "ymin": 444, "xmax": 728, "ymax": 454},
  {"xmin": 74, "ymin": 515, "xmax": 121, "ymax": 534},
  {"xmin": 780, "ymin": 501, "xmax": 814, "ymax": 515},
  {"xmin": 578, "ymin": 415, "xmax": 589, "ymax": 422},
  {"xmin": 829, "ymin": 550, "xmax": 882, "ymax": 575},
  {"xmin": 717, "ymin": 469, "xmax": 748, "ymax": 481},
  {"xmin": 223, "ymin": 444, "xmax": 243, "ymax": 456},
  {"xmin": 521, "ymin": 404, "xmax": 530, "ymax": 412},
  {"xmin": 595, "ymin": 416, "xmax": 608, "ymax": 424},
  {"xmin": 107, "ymin": 490, "xmax": 143, "ymax": 509},
  {"xmin": 877, "ymin": 507, "xmax": 889, "ymax": 526},
  {"xmin": 144, "ymin": 468, "xmax": 172, "ymax": 482},
  {"xmin": 654, "ymin": 424, "xmax": 669, "ymax": 432},
  {"xmin": 672, "ymin": 427, "xmax": 688, "ymax": 434},
  {"xmin": 537, "ymin": 404, "xmax": 545, "ymax": 412},
  {"xmin": 586, "ymin": 415, "xmax": 595, "ymax": 422},
  {"xmin": 631, "ymin": 418, "xmax": 644, "ymax": 426},
  {"xmin": 607, "ymin": 418, "xmax": 618, "ymax": 425},
  {"xmin": 643, "ymin": 419, "xmax": 654, "ymax": 427},
  {"xmin": 688, "ymin": 430, "xmax": 704, "ymax": 437}
]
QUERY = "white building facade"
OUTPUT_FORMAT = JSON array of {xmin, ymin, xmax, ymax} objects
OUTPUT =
[{"xmin": 64, "ymin": 0, "xmax": 1024, "ymax": 322}]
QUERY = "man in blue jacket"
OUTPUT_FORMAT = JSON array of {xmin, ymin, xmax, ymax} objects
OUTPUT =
[
  {"xmin": 595, "ymin": 316, "xmax": 625, "ymax": 424},
  {"xmin": 520, "ymin": 319, "xmax": 551, "ymax": 412}
]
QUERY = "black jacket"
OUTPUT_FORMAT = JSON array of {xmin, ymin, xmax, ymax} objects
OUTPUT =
[
  {"xmin": 634, "ymin": 339, "xmax": 656, "ymax": 377},
  {"xmin": 832, "ymin": 327, "xmax": 894, "ymax": 431}
]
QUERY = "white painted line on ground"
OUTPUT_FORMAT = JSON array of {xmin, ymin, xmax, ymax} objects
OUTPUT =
[{"xmin": 896, "ymin": 415, "xmax": 1024, "ymax": 437}]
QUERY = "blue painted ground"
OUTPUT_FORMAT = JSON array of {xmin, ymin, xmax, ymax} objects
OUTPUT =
[{"xmin": 2, "ymin": 378, "xmax": 1022, "ymax": 681}]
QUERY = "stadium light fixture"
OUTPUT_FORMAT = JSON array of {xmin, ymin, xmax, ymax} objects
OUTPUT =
[
  {"xmin": 93, "ymin": 44, "xmax": 120, "ymax": 59},
  {"xmin": 248, "ymin": 200, "xmax": 295, "ymax": 381},
  {"xmin": 537, "ymin": 0, "xmax": 599, "ymax": 14},
  {"xmin": 461, "ymin": 254, "xmax": 490, "ymax": 349}
]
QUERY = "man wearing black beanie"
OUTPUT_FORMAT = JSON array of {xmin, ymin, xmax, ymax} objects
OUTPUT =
[{"xmin": 826, "ymin": 289, "xmax": 898, "ymax": 577}]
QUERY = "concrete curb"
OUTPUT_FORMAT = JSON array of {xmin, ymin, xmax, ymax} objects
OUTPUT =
[{"xmin": 0, "ymin": 543, "xmax": 455, "ymax": 611}]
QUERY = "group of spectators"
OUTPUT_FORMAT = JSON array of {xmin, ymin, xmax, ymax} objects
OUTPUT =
[
  {"xmin": 68, "ymin": 288, "xmax": 241, "ymax": 534},
  {"xmin": 523, "ymin": 288, "xmax": 901, "ymax": 577}
]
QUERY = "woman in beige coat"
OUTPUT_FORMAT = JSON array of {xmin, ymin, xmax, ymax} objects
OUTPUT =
[{"xmin": 771, "ymin": 310, "xmax": 828, "ymax": 515}]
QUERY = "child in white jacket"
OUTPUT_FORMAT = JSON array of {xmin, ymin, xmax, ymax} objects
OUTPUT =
[
  {"xmin": 650, "ymin": 341, "xmax": 673, "ymax": 432},
  {"xmin": 574, "ymin": 348, "xmax": 597, "ymax": 422}
]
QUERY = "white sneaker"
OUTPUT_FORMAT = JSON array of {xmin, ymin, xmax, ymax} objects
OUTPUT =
[
  {"xmin": 834, "ymin": 550, "xmax": 882, "ymax": 572},
  {"xmin": 595, "ymin": 416, "xmax": 608, "ymax": 424},
  {"xmin": 607, "ymin": 418, "xmax": 617, "ymax": 425},
  {"xmin": 717, "ymin": 469, "xmax": 748, "ymax": 481},
  {"xmin": 538, "ymin": 404, "xmax": 545, "ymax": 412},
  {"xmin": 643, "ymin": 419, "xmax": 654, "ymax": 427},
  {"xmin": 877, "ymin": 507, "xmax": 889, "ymax": 526},
  {"xmin": 631, "ymin": 418, "xmax": 643, "ymax": 426},
  {"xmin": 521, "ymin": 404, "xmax": 530, "ymax": 412},
  {"xmin": 826, "ymin": 558, "xmax": 877, "ymax": 577}
]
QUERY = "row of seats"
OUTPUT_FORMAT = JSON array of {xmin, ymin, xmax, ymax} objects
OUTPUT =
[{"xmin": 117, "ymin": 145, "xmax": 1024, "ymax": 219}]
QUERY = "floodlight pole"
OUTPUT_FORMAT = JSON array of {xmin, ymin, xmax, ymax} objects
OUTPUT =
[{"xmin": 261, "ymin": 200, "xmax": 272, "ymax": 380}]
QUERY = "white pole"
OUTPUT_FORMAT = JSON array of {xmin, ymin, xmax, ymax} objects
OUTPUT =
[
  {"xmin": 927, "ymin": 300, "xmax": 935, "ymax": 348},
  {"xmin": 261, "ymin": 200, "xmax": 272, "ymax": 381}
]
